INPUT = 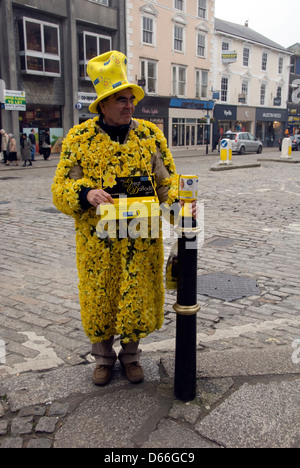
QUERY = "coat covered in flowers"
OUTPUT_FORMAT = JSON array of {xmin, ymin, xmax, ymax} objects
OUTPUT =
[{"xmin": 52, "ymin": 118, "xmax": 179, "ymax": 344}]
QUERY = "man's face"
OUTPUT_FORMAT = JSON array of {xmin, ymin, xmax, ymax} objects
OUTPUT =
[{"xmin": 99, "ymin": 89, "xmax": 135, "ymax": 127}]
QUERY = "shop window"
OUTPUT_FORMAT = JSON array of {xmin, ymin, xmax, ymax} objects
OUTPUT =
[
  {"xmin": 79, "ymin": 32, "xmax": 112, "ymax": 79},
  {"xmin": 18, "ymin": 17, "xmax": 60, "ymax": 77}
]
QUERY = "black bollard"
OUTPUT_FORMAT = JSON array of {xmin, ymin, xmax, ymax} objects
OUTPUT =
[{"xmin": 173, "ymin": 203, "xmax": 200, "ymax": 402}]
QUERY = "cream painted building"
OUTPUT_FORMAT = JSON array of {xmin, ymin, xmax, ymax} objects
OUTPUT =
[
  {"xmin": 126, "ymin": 0, "xmax": 216, "ymax": 151},
  {"xmin": 213, "ymin": 19, "xmax": 291, "ymax": 147}
]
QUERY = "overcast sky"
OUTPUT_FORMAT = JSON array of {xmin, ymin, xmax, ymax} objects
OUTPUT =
[{"xmin": 215, "ymin": 0, "xmax": 299, "ymax": 48}]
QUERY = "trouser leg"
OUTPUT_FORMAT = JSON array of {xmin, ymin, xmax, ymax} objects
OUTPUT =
[
  {"xmin": 118, "ymin": 341, "xmax": 141, "ymax": 365},
  {"xmin": 91, "ymin": 337, "xmax": 117, "ymax": 366}
]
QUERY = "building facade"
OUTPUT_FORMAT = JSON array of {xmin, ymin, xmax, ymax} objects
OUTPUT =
[
  {"xmin": 213, "ymin": 18, "xmax": 291, "ymax": 147},
  {"xmin": 0, "ymin": 0, "xmax": 126, "ymax": 147},
  {"xmin": 287, "ymin": 43, "xmax": 300, "ymax": 134},
  {"xmin": 126, "ymin": 0, "xmax": 215, "ymax": 152}
]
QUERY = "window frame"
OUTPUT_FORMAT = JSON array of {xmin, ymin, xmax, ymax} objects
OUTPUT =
[
  {"xmin": 78, "ymin": 31, "xmax": 112, "ymax": 80},
  {"xmin": 195, "ymin": 69, "xmax": 208, "ymax": 99},
  {"xmin": 18, "ymin": 16, "xmax": 61, "ymax": 77},
  {"xmin": 174, "ymin": 24, "xmax": 185, "ymax": 53},
  {"xmin": 197, "ymin": 0, "xmax": 207, "ymax": 19},
  {"xmin": 221, "ymin": 76, "xmax": 229, "ymax": 103},
  {"xmin": 142, "ymin": 14, "xmax": 155, "ymax": 46},
  {"xmin": 172, "ymin": 65, "xmax": 187, "ymax": 97},
  {"xmin": 140, "ymin": 58, "xmax": 158, "ymax": 95},
  {"xmin": 197, "ymin": 33, "xmax": 206, "ymax": 58},
  {"xmin": 261, "ymin": 51, "xmax": 268, "ymax": 71}
]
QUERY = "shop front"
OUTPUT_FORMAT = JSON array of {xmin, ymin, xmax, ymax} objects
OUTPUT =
[
  {"xmin": 256, "ymin": 107, "xmax": 288, "ymax": 147},
  {"xmin": 236, "ymin": 106, "xmax": 256, "ymax": 134},
  {"xmin": 134, "ymin": 96, "xmax": 170, "ymax": 138},
  {"xmin": 19, "ymin": 104, "xmax": 63, "ymax": 152},
  {"xmin": 214, "ymin": 104, "xmax": 237, "ymax": 137},
  {"xmin": 288, "ymin": 105, "xmax": 300, "ymax": 134},
  {"xmin": 169, "ymin": 98, "xmax": 214, "ymax": 151}
]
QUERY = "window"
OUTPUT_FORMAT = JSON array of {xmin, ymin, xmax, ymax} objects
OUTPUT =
[
  {"xmin": 172, "ymin": 65, "xmax": 187, "ymax": 97},
  {"xmin": 278, "ymin": 57, "xmax": 283, "ymax": 74},
  {"xmin": 221, "ymin": 77, "xmax": 229, "ymax": 102},
  {"xmin": 222, "ymin": 41, "xmax": 230, "ymax": 51},
  {"xmin": 142, "ymin": 16, "xmax": 154, "ymax": 45},
  {"xmin": 79, "ymin": 32, "xmax": 111, "ymax": 79},
  {"xmin": 141, "ymin": 59, "xmax": 157, "ymax": 94},
  {"xmin": 88, "ymin": 0, "xmax": 109, "ymax": 5},
  {"xmin": 262, "ymin": 52, "xmax": 268, "ymax": 71},
  {"xmin": 243, "ymin": 47, "xmax": 250, "ymax": 67},
  {"xmin": 198, "ymin": 0, "xmax": 207, "ymax": 19},
  {"xmin": 174, "ymin": 25, "xmax": 184, "ymax": 52},
  {"xmin": 195, "ymin": 70, "xmax": 208, "ymax": 98},
  {"xmin": 260, "ymin": 83, "xmax": 266, "ymax": 105},
  {"xmin": 197, "ymin": 34, "xmax": 206, "ymax": 57},
  {"xmin": 276, "ymin": 86, "xmax": 282, "ymax": 105},
  {"xmin": 241, "ymin": 80, "xmax": 249, "ymax": 104},
  {"xmin": 18, "ymin": 17, "xmax": 60, "ymax": 76},
  {"xmin": 174, "ymin": 0, "xmax": 184, "ymax": 11}
]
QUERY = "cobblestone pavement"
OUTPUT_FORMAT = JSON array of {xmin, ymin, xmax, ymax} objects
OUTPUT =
[{"xmin": 0, "ymin": 150, "xmax": 300, "ymax": 448}]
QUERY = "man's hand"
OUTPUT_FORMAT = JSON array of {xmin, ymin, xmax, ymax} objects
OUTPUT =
[
  {"xmin": 87, "ymin": 189, "xmax": 114, "ymax": 208},
  {"xmin": 179, "ymin": 200, "xmax": 198, "ymax": 219}
]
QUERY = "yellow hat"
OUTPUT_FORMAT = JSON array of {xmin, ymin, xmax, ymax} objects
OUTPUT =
[{"xmin": 87, "ymin": 50, "xmax": 145, "ymax": 114}]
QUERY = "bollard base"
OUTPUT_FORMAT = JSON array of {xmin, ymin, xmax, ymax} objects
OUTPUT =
[
  {"xmin": 174, "ymin": 313, "xmax": 197, "ymax": 402},
  {"xmin": 173, "ymin": 303, "xmax": 200, "ymax": 316}
]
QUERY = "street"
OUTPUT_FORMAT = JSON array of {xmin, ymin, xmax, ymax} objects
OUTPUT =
[{"xmin": 0, "ymin": 150, "xmax": 300, "ymax": 448}]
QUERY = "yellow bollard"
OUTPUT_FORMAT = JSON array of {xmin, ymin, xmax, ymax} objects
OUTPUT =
[
  {"xmin": 219, "ymin": 138, "xmax": 233, "ymax": 165},
  {"xmin": 281, "ymin": 137, "xmax": 292, "ymax": 159}
]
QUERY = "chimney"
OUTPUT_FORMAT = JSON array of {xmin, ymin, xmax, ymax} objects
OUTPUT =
[{"xmin": 245, "ymin": 20, "xmax": 249, "ymax": 27}]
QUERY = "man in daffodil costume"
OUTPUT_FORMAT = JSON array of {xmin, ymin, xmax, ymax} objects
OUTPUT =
[{"xmin": 52, "ymin": 51, "xmax": 180, "ymax": 386}]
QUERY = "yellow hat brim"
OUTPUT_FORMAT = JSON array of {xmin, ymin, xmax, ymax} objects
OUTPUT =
[{"xmin": 89, "ymin": 84, "xmax": 145, "ymax": 114}]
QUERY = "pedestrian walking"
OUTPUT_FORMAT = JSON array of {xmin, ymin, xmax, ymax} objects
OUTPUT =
[
  {"xmin": 52, "ymin": 50, "xmax": 196, "ymax": 387},
  {"xmin": 21, "ymin": 133, "xmax": 32, "ymax": 167},
  {"xmin": 0, "ymin": 129, "xmax": 9, "ymax": 164},
  {"xmin": 41, "ymin": 130, "xmax": 51, "ymax": 160},
  {"xmin": 29, "ymin": 129, "xmax": 36, "ymax": 161},
  {"xmin": 7, "ymin": 134, "xmax": 18, "ymax": 166}
]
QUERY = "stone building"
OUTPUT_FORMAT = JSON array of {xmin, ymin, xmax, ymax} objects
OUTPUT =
[{"xmin": 0, "ymin": 0, "xmax": 126, "ymax": 146}]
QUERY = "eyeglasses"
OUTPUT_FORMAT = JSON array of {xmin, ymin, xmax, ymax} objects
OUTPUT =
[{"xmin": 115, "ymin": 96, "xmax": 136, "ymax": 107}]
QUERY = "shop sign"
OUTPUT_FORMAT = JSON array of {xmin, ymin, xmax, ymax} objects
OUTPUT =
[
  {"xmin": 222, "ymin": 51, "xmax": 237, "ymax": 63},
  {"xmin": 214, "ymin": 105, "xmax": 237, "ymax": 120},
  {"xmin": 77, "ymin": 92, "xmax": 97, "ymax": 105},
  {"xmin": 4, "ymin": 90, "xmax": 26, "ymax": 111},
  {"xmin": 170, "ymin": 98, "xmax": 214, "ymax": 110},
  {"xmin": 256, "ymin": 108, "xmax": 288, "ymax": 122}
]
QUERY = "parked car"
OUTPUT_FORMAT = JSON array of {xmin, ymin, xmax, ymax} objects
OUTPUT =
[
  {"xmin": 223, "ymin": 132, "xmax": 263, "ymax": 155},
  {"xmin": 278, "ymin": 135, "xmax": 300, "ymax": 151}
]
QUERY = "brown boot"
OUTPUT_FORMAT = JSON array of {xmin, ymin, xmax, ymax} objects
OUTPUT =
[
  {"xmin": 92, "ymin": 365, "xmax": 113, "ymax": 386},
  {"xmin": 122, "ymin": 362, "xmax": 144, "ymax": 384}
]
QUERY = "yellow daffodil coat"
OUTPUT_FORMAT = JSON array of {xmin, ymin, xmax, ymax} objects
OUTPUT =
[{"xmin": 52, "ymin": 118, "xmax": 178, "ymax": 344}]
